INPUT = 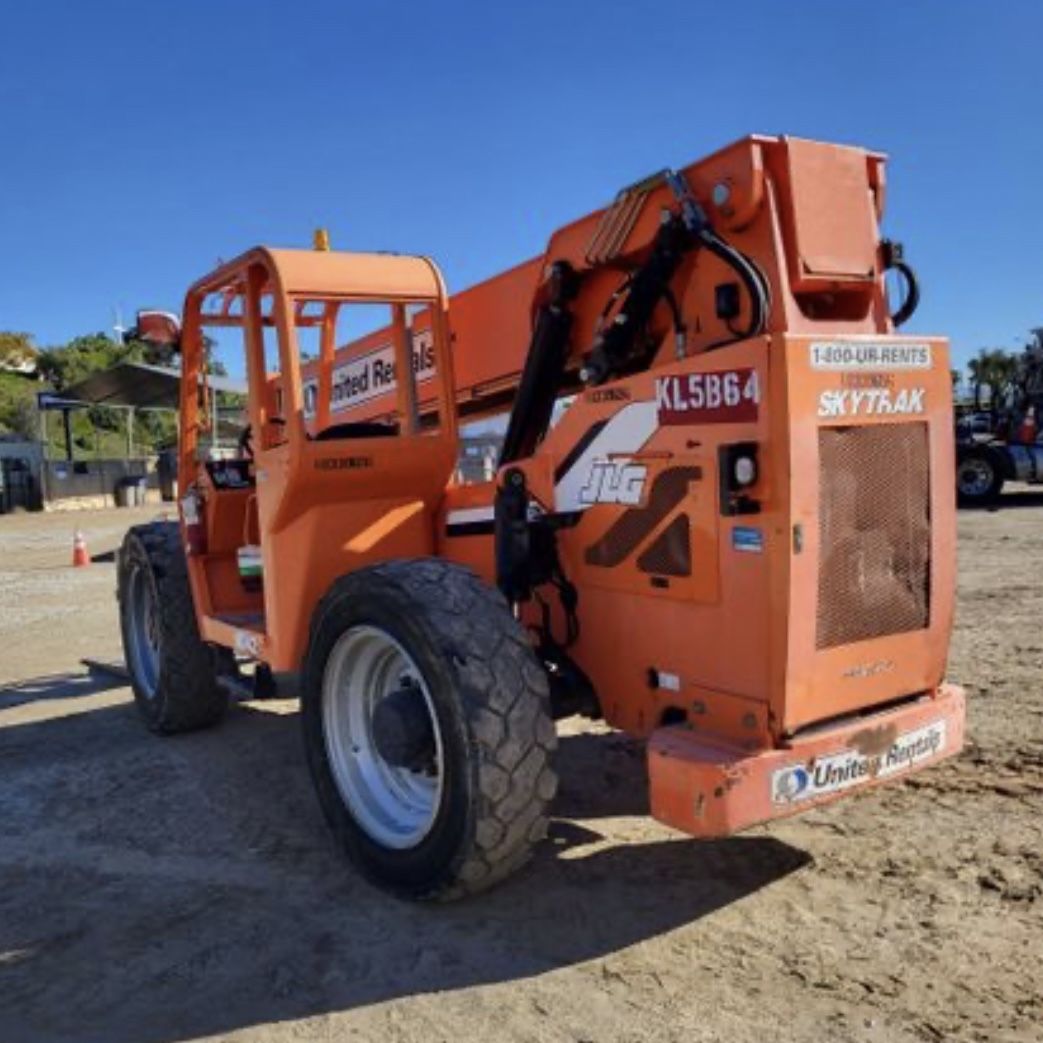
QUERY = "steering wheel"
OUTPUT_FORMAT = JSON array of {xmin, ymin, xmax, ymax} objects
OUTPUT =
[
  {"xmin": 238, "ymin": 424, "xmax": 254, "ymax": 459},
  {"xmin": 238, "ymin": 417, "xmax": 285, "ymax": 459}
]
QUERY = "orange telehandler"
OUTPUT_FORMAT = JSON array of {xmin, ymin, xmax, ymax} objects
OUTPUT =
[{"xmin": 119, "ymin": 134, "xmax": 965, "ymax": 899}]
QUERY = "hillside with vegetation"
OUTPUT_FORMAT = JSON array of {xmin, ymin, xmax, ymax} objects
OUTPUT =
[{"xmin": 0, "ymin": 329, "xmax": 177, "ymax": 458}]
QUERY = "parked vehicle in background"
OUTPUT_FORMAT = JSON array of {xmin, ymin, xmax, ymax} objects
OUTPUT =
[
  {"xmin": 956, "ymin": 433, "xmax": 1043, "ymax": 505},
  {"xmin": 956, "ymin": 345, "xmax": 1043, "ymax": 505}
]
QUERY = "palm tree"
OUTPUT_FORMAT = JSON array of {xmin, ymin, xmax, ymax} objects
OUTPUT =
[
  {"xmin": 968, "ymin": 348, "xmax": 1019, "ymax": 415},
  {"xmin": 967, "ymin": 351, "xmax": 988, "ymax": 411}
]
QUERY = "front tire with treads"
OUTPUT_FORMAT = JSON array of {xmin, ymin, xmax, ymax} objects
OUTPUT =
[{"xmin": 302, "ymin": 559, "xmax": 558, "ymax": 900}]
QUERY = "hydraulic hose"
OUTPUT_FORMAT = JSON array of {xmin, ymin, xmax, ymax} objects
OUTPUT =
[
  {"xmin": 888, "ymin": 260, "xmax": 920, "ymax": 328},
  {"xmin": 665, "ymin": 169, "xmax": 769, "ymax": 350},
  {"xmin": 697, "ymin": 228, "xmax": 770, "ymax": 347},
  {"xmin": 881, "ymin": 238, "xmax": 920, "ymax": 328}
]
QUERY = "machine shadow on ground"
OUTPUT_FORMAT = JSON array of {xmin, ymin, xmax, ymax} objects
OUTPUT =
[
  {"xmin": 0, "ymin": 670, "xmax": 126, "ymax": 711},
  {"xmin": 959, "ymin": 489, "xmax": 1043, "ymax": 512},
  {"xmin": 0, "ymin": 689, "xmax": 811, "ymax": 1043}
]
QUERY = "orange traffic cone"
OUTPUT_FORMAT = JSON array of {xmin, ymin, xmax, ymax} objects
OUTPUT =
[{"xmin": 72, "ymin": 530, "xmax": 90, "ymax": 568}]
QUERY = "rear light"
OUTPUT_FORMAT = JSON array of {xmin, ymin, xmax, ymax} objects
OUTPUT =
[
  {"xmin": 732, "ymin": 453, "xmax": 757, "ymax": 487},
  {"xmin": 719, "ymin": 442, "xmax": 760, "ymax": 515}
]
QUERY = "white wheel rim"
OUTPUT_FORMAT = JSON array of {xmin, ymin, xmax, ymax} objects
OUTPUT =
[
  {"xmin": 126, "ymin": 563, "xmax": 160, "ymax": 699},
  {"xmin": 322, "ymin": 625, "xmax": 444, "ymax": 850}
]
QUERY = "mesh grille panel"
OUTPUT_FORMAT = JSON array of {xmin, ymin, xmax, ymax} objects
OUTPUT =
[{"xmin": 817, "ymin": 423, "xmax": 930, "ymax": 649}]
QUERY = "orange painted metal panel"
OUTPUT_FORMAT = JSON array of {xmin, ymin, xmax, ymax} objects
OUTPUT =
[{"xmin": 649, "ymin": 684, "xmax": 964, "ymax": 837}]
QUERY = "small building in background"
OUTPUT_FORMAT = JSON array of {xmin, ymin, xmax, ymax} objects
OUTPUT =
[{"xmin": 0, "ymin": 438, "xmax": 44, "ymax": 513}]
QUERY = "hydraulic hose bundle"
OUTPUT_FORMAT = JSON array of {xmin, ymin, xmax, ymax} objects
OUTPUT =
[{"xmin": 581, "ymin": 170, "xmax": 770, "ymax": 385}]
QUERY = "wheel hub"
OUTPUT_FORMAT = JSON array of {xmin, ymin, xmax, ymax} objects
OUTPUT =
[
  {"xmin": 321, "ymin": 625, "xmax": 444, "ymax": 850},
  {"xmin": 959, "ymin": 458, "xmax": 992, "ymax": 496},
  {"xmin": 371, "ymin": 681, "xmax": 436, "ymax": 770}
]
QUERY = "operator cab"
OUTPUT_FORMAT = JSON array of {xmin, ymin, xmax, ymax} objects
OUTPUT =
[{"xmin": 141, "ymin": 248, "xmax": 459, "ymax": 673}]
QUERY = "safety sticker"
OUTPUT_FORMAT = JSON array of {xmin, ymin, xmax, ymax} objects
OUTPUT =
[
  {"xmin": 732, "ymin": 526, "xmax": 764, "ymax": 553},
  {"xmin": 771, "ymin": 719, "xmax": 947, "ymax": 805}
]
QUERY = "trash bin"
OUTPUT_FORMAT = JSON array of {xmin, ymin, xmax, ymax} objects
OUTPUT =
[
  {"xmin": 157, "ymin": 449, "xmax": 177, "ymax": 502},
  {"xmin": 115, "ymin": 476, "xmax": 135, "ymax": 508}
]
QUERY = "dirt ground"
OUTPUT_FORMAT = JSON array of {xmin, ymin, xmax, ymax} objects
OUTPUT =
[{"xmin": 1, "ymin": 499, "xmax": 1041, "ymax": 1043}]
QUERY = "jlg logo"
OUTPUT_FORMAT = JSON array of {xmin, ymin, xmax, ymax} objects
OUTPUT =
[{"xmin": 579, "ymin": 460, "xmax": 648, "ymax": 506}]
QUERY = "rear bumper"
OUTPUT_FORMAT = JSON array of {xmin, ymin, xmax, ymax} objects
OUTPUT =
[{"xmin": 648, "ymin": 683, "xmax": 965, "ymax": 838}]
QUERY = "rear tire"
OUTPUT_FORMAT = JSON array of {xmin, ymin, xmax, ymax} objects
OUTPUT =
[
  {"xmin": 956, "ymin": 447, "xmax": 1004, "ymax": 506},
  {"xmin": 302, "ymin": 559, "xmax": 558, "ymax": 900},
  {"xmin": 117, "ymin": 522, "xmax": 228, "ymax": 733}
]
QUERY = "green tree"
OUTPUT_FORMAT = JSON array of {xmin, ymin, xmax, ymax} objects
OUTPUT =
[
  {"xmin": 36, "ymin": 332, "xmax": 142, "ymax": 391},
  {"xmin": 967, "ymin": 348, "xmax": 1019, "ymax": 414},
  {"xmin": 0, "ymin": 374, "xmax": 39, "ymax": 439}
]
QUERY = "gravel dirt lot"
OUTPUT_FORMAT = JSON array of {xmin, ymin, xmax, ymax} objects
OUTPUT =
[{"xmin": 1, "ymin": 501, "xmax": 1041, "ymax": 1043}]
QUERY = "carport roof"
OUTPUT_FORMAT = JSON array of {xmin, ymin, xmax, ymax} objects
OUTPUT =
[{"xmin": 58, "ymin": 362, "xmax": 246, "ymax": 409}]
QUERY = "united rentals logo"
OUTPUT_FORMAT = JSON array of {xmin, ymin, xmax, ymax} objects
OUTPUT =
[
  {"xmin": 302, "ymin": 329, "xmax": 436, "ymax": 418},
  {"xmin": 771, "ymin": 720, "xmax": 947, "ymax": 805}
]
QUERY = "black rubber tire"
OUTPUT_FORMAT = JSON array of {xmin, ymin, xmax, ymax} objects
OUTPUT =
[
  {"xmin": 117, "ymin": 521, "xmax": 228, "ymax": 734},
  {"xmin": 302, "ymin": 559, "xmax": 558, "ymax": 900},
  {"xmin": 956, "ymin": 447, "xmax": 1005, "ymax": 506}
]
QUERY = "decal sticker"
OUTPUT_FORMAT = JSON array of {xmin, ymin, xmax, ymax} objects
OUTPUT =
[
  {"xmin": 234, "ymin": 629, "xmax": 263, "ymax": 657},
  {"xmin": 771, "ymin": 720, "xmax": 947, "ymax": 805},
  {"xmin": 809, "ymin": 341, "xmax": 932, "ymax": 371},
  {"xmin": 444, "ymin": 501, "xmax": 544, "ymax": 537},
  {"xmin": 817, "ymin": 387, "xmax": 925, "ymax": 418},
  {"xmin": 314, "ymin": 456, "xmax": 373, "ymax": 471},
  {"xmin": 445, "ymin": 506, "xmax": 495, "ymax": 527},
  {"xmin": 585, "ymin": 466, "xmax": 701, "ymax": 568},
  {"xmin": 554, "ymin": 401, "xmax": 658, "ymax": 513},
  {"xmin": 840, "ymin": 372, "xmax": 894, "ymax": 390},
  {"xmin": 732, "ymin": 526, "xmax": 764, "ymax": 553},
  {"xmin": 656, "ymin": 368, "xmax": 759, "ymax": 426},
  {"xmin": 842, "ymin": 659, "xmax": 895, "ymax": 680},
  {"xmin": 303, "ymin": 329, "xmax": 435, "ymax": 417},
  {"xmin": 578, "ymin": 461, "xmax": 648, "ymax": 506},
  {"xmin": 445, "ymin": 505, "xmax": 495, "ymax": 537},
  {"xmin": 585, "ymin": 386, "xmax": 631, "ymax": 404}
]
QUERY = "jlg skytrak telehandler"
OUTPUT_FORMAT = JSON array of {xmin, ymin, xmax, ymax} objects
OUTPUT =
[{"xmin": 119, "ymin": 135, "xmax": 965, "ymax": 899}]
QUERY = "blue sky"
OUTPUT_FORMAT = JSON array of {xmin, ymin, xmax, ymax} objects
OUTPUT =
[{"xmin": 1, "ymin": 1, "xmax": 1040, "ymax": 374}]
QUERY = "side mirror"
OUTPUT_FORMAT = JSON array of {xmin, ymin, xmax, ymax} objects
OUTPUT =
[{"xmin": 133, "ymin": 310, "xmax": 182, "ymax": 350}]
